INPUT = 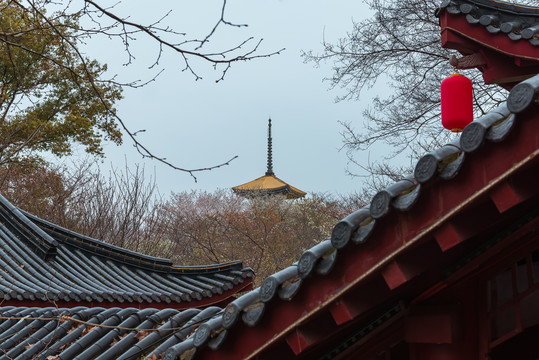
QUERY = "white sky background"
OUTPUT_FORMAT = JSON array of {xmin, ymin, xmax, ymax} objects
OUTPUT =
[{"xmin": 78, "ymin": 0, "xmax": 386, "ymax": 197}]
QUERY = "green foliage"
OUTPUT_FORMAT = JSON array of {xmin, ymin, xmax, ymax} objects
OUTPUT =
[{"xmin": 0, "ymin": 1, "xmax": 122, "ymax": 164}]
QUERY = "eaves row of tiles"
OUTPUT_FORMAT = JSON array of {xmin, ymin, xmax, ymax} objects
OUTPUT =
[
  {"xmin": 154, "ymin": 74, "xmax": 539, "ymax": 357},
  {"xmin": 0, "ymin": 195, "xmax": 253, "ymax": 307},
  {"xmin": 438, "ymin": 0, "xmax": 539, "ymax": 46}
]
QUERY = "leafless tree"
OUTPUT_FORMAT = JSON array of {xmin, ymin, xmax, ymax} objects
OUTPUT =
[
  {"xmin": 155, "ymin": 191, "xmax": 351, "ymax": 284},
  {"xmin": 0, "ymin": 158, "xmax": 166, "ymax": 253},
  {"xmin": 65, "ymin": 162, "xmax": 162, "ymax": 250},
  {"xmin": 0, "ymin": 158, "xmax": 363, "ymax": 285},
  {"xmin": 303, "ymin": 0, "xmax": 509, "ymax": 177}
]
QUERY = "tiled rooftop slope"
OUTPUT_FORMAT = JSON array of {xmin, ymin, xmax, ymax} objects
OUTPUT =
[
  {"xmin": 0, "ymin": 193, "xmax": 252, "ymax": 308},
  {"xmin": 156, "ymin": 76, "xmax": 539, "ymax": 358}
]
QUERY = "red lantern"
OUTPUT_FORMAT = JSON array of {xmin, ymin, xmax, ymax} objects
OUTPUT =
[{"xmin": 441, "ymin": 73, "xmax": 473, "ymax": 132}]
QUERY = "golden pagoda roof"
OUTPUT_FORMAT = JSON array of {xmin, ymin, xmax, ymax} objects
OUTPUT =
[
  {"xmin": 233, "ymin": 118, "xmax": 306, "ymax": 199},
  {"xmin": 232, "ymin": 174, "xmax": 306, "ymax": 199}
]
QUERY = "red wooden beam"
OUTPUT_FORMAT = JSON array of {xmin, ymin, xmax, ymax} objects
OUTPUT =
[
  {"xmin": 329, "ymin": 277, "xmax": 391, "ymax": 325},
  {"xmin": 404, "ymin": 306, "xmax": 455, "ymax": 344},
  {"xmin": 285, "ymin": 328, "xmax": 311, "ymax": 355},
  {"xmin": 285, "ymin": 313, "xmax": 338, "ymax": 356},
  {"xmin": 382, "ymin": 261, "xmax": 415, "ymax": 290},
  {"xmin": 285, "ymin": 326, "xmax": 328, "ymax": 356},
  {"xmin": 490, "ymin": 181, "xmax": 526, "ymax": 213},
  {"xmin": 329, "ymin": 299, "xmax": 357, "ymax": 326},
  {"xmin": 435, "ymin": 198, "xmax": 504, "ymax": 252},
  {"xmin": 382, "ymin": 240, "xmax": 442, "ymax": 290},
  {"xmin": 435, "ymin": 222, "xmax": 466, "ymax": 252}
]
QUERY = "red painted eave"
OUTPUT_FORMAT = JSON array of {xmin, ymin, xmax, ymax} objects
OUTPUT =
[
  {"xmin": 439, "ymin": 11, "xmax": 538, "ymax": 61},
  {"xmin": 439, "ymin": 11, "xmax": 539, "ymax": 88}
]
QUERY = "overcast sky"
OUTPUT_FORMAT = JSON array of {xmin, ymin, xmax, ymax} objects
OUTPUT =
[{"xmin": 79, "ymin": 0, "xmax": 384, "ymax": 197}]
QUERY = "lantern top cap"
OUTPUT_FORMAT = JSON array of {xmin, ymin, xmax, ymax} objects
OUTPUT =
[{"xmin": 450, "ymin": 73, "xmax": 463, "ymax": 77}]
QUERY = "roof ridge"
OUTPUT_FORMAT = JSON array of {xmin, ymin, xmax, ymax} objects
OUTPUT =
[
  {"xmin": 23, "ymin": 210, "xmax": 247, "ymax": 274},
  {"xmin": 0, "ymin": 194, "xmax": 57, "ymax": 260},
  {"xmin": 22, "ymin": 210, "xmax": 173, "ymax": 269},
  {"xmin": 440, "ymin": 0, "xmax": 539, "ymax": 15}
]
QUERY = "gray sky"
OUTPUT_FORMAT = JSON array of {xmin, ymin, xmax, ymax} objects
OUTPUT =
[{"xmin": 82, "ymin": 1, "xmax": 379, "ymax": 196}]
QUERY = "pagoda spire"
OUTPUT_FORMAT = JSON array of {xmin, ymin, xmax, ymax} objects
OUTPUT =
[
  {"xmin": 232, "ymin": 117, "xmax": 305, "ymax": 199},
  {"xmin": 266, "ymin": 118, "xmax": 274, "ymax": 176}
]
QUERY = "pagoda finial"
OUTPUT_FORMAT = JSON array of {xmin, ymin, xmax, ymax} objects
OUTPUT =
[{"xmin": 266, "ymin": 118, "xmax": 274, "ymax": 176}]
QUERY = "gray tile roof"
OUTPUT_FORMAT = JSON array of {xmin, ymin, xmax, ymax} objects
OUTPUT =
[
  {"xmin": 0, "ymin": 306, "xmax": 215, "ymax": 359},
  {"xmin": 436, "ymin": 0, "xmax": 539, "ymax": 46},
  {"xmin": 0, "ymin": 194, "xmax": 253, "ymax": 306}
]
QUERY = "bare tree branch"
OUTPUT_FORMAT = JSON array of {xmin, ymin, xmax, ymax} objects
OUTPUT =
[
  {"xmin": 303, "ymin": 0, "xmax": 506, "ymax": 177},
  {"xmin": 1, "ymin": 0, "xmax": 283, "ymax": 180}
]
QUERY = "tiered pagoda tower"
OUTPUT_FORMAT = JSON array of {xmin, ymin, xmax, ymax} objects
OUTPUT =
[{"xmin": 232, "ymin": 119, "xmax": 306, "ymax": 199}]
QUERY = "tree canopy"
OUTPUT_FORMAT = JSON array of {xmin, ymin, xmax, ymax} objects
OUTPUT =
[{"xmin": 0, "ymin": 1, "xmax": 122, "ymax": 164}]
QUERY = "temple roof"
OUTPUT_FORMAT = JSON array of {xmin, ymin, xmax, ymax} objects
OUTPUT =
[
  {"xmin": 437, "ymin": 0, "xmax": 539, "ymax": 88},
  {"xmin": 232, "ymin": 174, "xmax": 307, "ymax": 199},
  {"xmin": 0, "ymin": 194, "xmax": 253, "ymax": 309},
  {"xmin": 1, "ymin": 81, "xmax": 537, "ymax": 358},
  {"xmin": 0, "ymin": 306, "xmax": 214, "ymax": 359},
  {"xmin": 232, "ymin": 118, "xmax": 306, "ymax": 199},
  {"xmin": 437, "ymin": 0, "xmax": 539, "ymax": 47}
]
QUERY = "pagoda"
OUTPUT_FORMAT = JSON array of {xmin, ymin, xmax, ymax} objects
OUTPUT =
[{"xmin": 232, "ymin": 119, "xmax": 306, "ymax": 199}]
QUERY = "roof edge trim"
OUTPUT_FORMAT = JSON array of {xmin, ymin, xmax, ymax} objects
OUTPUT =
[
  {"xmin": 24, "ymin": 209, "xmax": 249, "ymax": 274},
  {"xmin": 23, "ymin": 211, "xmax": 173, "ymax": 270}
]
